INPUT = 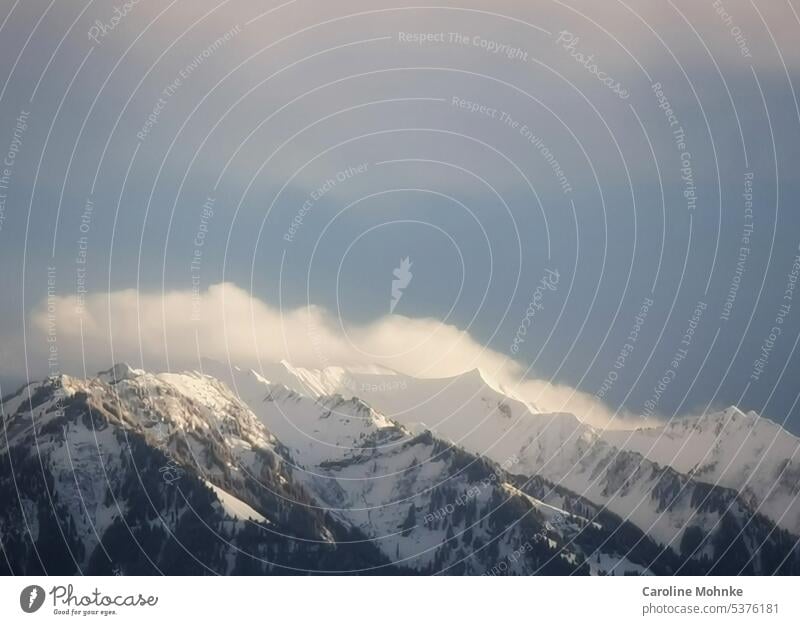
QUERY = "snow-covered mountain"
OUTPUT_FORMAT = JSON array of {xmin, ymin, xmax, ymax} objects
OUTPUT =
[
  {"xmin": 207, "ymin": 360, "xmax": 800, "ymax": 572},
  {"xmin": 1, "ymin": 361, "xmax": 798, "ymax": 575},
  {"xmin": 199, "ymin": 361, "xmax": 653, "ymax": 574},
  {"xmin": 602, "ymin": 407, "xmax": 800, "ymax": 536},
  {"xmin": 0, "ymin": 364, "xmax": 389, "ymax": 574},
  {"xmin": 0, "ymin": 364, "xmax": 599, "ymax": 574}
]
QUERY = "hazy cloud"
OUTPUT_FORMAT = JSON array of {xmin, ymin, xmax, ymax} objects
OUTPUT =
[{"xmin": 3, "ymin": 282, "xmax": 645, "ymax": 429}]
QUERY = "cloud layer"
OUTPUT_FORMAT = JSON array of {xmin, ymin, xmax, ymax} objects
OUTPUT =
[{"xmin": 2, "ymin": 282, "xmax": 645, "ymax": 429}]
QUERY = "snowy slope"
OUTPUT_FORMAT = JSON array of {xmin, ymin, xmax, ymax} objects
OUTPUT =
[{"xmin": 204, "ymin": 480, "xmax": 268, "ymax": 523}]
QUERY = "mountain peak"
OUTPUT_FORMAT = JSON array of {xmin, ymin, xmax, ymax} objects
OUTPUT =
[
  {"xmin": 699, "ymin": 405, "xmax": 773, "ymax": 427},
  {"xmin": 719, "ymin": 405, "xmax": 747, "ymax": 419},
  {"xmin": 97, "ymin": 362, "xmax": 144, "ymax": 384}
]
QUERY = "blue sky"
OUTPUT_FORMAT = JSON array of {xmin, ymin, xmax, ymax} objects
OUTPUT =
[{"xmin": 1, "ymin": 0, "xmax": 800, "ymax": 432}]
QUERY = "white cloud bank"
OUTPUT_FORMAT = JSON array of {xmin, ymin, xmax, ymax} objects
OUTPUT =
[{"xmin": 3, "ymin": 282, "xmax": 647, "ymax": 429}]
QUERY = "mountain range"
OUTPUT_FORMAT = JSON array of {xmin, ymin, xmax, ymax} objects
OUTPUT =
[{"xmin": 1, "ymin": 360, "xmax": 799, "ymax": 575}]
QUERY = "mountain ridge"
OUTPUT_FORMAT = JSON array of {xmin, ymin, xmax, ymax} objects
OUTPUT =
[{"xmin": 2, "ymin": 361, "xmax": 798, "ymax": 575}]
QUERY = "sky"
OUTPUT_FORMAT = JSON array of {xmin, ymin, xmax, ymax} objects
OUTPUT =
[{"xmin": 1, "ymin": 0, "xmax": 799, "ymax": 433}]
